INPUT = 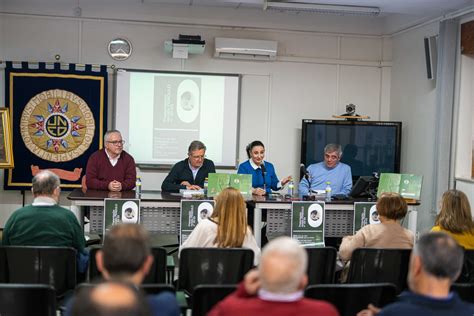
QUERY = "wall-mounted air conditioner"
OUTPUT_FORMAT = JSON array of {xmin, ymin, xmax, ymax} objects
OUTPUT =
[{"xmin": 214, "ymin": 37, "xmax": 277, "ymax": 61}]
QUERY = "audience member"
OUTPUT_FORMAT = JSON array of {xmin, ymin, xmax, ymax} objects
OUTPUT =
[
  {"xmin": 237, "ymin": 140, "xmax": 292, "ymax": 196},
  {"xmin": 2, "ymin": 170, "xmax": 88, "ymax": 272},
  {"xmin": 358, "ymin": 232, "xmax": 474, "ymax": 316},
  {"xmin": 339, "ymin": 192, "xmax": 413, "ymax": 262},
  {"xmin": 179, "ymin": 187, "xmax": 260, "ymax": 265},
  {"xmin": 86, "ymin": 130, "xmax": 137, "ymax": 191},
  {"xmin": 299, "ymin": 143, "xmax": 352, "ymax": 197},
  {"xmin": 431, "ymin": 189, "xmax": 474, "ymax": 249},
  {"xmin": 161, "ymin": 140, "xmax": 215, "ymax": 193},
  {"xmin": 208, "ymin": 236, "xmax": 339, "ymax": 316},
  {"xmin": 67, "ymin": 224, "xmax": 179, "ymax": 316},
  {"xmin": 72, "ymin": 281, "xmax": 151, "ymax": 316}
]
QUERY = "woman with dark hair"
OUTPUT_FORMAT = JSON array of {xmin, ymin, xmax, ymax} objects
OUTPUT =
[
  {"xmin": 339, "ymin": 192, "xmax": 414, "ymax": 262},
  {"xmin": 238, "ymin": 140, "xmax": 292, "ymax": 196},
  {"xmin": 431, "ymin": 189, "xmax": 474, "ymax": 249}
]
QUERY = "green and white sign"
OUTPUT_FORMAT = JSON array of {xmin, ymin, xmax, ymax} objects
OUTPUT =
[
  {"xmin": 207, "ymin": 173, "xmax": 252, "ymax": 197},
  {"xmin": 180, "ymin": 200, "xmax": 215, "ymax": 245},
  {"xmin": 353, "ymin": 202, "xmax": 379, "ymax": 233},
  {"xmin": 291, "ymin": 201, "xmax": 325, "ymax": 247},
  {"xmin": 377, "ymin": 173, "xmax": 423, "ymax": 200},
  {"xmin": 103, "ymin": 198, "xmax": 140, "ymax": 234}
]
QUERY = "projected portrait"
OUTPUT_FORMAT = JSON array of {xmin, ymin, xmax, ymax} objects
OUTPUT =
[
  {"xmin": 197, "ymin": 202, "xmax": 214, "ymax": 223},
  {"xmin": 176, "ymin": 79, "xmax": 200, "ymax": 123},
  {"xmin": 307, "ymin": 203, "xmax": 323, "ymax": 228}
]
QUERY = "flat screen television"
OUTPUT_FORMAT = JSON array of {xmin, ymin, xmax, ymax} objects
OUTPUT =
[{"xmin": 301, "ymin": 119, "xmax": 402, "ymax": 182}]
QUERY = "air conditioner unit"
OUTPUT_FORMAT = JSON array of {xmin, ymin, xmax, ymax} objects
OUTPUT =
[{"xmin": 214, "ymin": 38, "xmax": 277, "ymax": 61}]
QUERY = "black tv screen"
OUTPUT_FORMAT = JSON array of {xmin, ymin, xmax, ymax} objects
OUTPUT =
[{"xmin": 301, "ymin": 120, "xmax": 402, "ymax": 180}]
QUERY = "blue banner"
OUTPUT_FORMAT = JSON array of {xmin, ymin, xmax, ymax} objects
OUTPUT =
[{"xmin": 4, "ymin": 62, "xmax": 108, "ymax": 190}]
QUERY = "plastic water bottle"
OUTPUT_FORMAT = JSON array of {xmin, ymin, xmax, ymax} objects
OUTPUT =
[
  {"xmin": 287, "ymin": 180, "xmax": 294, "ymax": 197},
  {"xmin": 135, "ymin": 176, "xmax": 142, "ymax": 197},
  {"xmin": 325, "ymin": 181, "xmax": 332, "ymax": 202},
  {"xmin": 204, "ymin": 178, "xmax": 209, "ymax": 195}
]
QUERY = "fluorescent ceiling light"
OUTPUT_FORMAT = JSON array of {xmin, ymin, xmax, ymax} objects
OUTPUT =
[{"xmin": 263, "ymin": 1, "xmax": 380, "ymax": 16}]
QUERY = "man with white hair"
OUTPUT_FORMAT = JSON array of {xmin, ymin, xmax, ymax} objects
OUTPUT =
[
  {"xmin": 209, "ymin": 236, "xmax": 339, "ymax": 316},
  {"xmin": 2, "ymin": 170, "xmax": 88, "ymax": 271},
  {"xmin": 299, "ymin": 143, "xmax": 352, "ymax": 197}
]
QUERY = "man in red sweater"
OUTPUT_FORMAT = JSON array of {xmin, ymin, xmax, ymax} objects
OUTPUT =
[
  {"xmin": 86, "ymin": 130, "xmax": 136, "ymax": 191},
  {"xmin": 209, "ymin": 237, "xmax": 339, "ymax": 316}
]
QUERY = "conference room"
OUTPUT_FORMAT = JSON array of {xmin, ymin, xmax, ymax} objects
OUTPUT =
[{"xmin": 1, "ymin": 0, "xmax": 474, "ymax": 315}]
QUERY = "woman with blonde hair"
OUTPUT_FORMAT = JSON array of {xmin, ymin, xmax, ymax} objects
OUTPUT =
[
  {"xmin": 431, "ymin": 189, "xmax": 474, "ymax": 249},
  {"xmin": 179, "ymin": 187, "xmax": 260, "ymax": 264},
  {"xmin": 339, "ymin": 192, "xmax": 414, "ymax": 262}
]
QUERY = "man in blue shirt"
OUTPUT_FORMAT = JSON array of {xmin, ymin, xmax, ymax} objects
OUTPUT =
[
  {"xmin": 298, "ymin": 143, "xmax": 352, "ymax": 197},
  {"xmin": 357, "ymin": 232, "xmax": 474, "ymax": 316}
]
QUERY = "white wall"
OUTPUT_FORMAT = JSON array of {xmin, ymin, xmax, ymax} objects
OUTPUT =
[
  {"xmin": 390, "ymin": 22, "xmax": 440, "ymax": 233},
  {"xmin": 0, "ymin": 2, "xmax": 391, "ymax": 226}
]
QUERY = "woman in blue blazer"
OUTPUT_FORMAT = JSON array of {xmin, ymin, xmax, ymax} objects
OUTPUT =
[{"xmin": 238, "ymin": 140, "xmax": 292, "ymax": 196}]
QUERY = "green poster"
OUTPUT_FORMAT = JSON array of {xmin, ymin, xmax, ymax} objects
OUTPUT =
[
  {"xmin": 377, "ymin": 173, "xmax": 423, "ymax": 200},
  {"xmin": 208, "ymin": 173, "xmax": 231, "ymax": 197},
  {"xmin": 180, "ymin": 200, "xmax": 215, "ymax": 245},
  {"xmin": 207, "ymin": 173, "xmax": 252, "ymax": 197},
  {"xmin": 103, "ymin": 198, "xmax": 140, "ymax": 234},
  {"xmin": 353, "ymin": 202, "xmax": 379, "ymax": 233},
  {"xmin": 229, "ymin": 174, "xmax": 252, "ymax": 196},
  {"xmin": 291, "ymin": 201, "xmax": 325, "ymax": 247}
]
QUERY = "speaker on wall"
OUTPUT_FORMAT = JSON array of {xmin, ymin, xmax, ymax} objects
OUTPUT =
[{"xmin": 424, "ymin": 36, "xmax": 437, "ymax": 80}]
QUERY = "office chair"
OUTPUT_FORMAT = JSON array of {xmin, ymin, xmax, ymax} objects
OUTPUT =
[
  {"xmin": 305, "ymin": 283, "xmax": 397, "ymax": 316},
  {"xmin": 346, "ymin": 248, "xmax": 411, "ymax": 294}
]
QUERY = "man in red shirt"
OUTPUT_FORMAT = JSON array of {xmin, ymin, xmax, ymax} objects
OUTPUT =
[
  {"xmin": 209, "ymin": 237, "xmax": 339, "ymax": 316},
  {"xmin": 86, "ymin": 130, "xmax": 136, "ymax": 191}
]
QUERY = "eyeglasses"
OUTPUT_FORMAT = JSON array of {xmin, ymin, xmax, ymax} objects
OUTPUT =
[
  {"xmin": 190, "ymin": 154, "xmax": 206, "ymax": 160},
  {"xmin": 325, "ymin": 153, "xmax": 340, "ymax": 160},
  {"xmin": 107, "ymin": 140, "xmax": 125, "ymax": 146}
]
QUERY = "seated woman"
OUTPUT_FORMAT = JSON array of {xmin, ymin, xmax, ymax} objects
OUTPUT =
[
  {"xmin": 431, "ymin": 189, "xmax": 474, "ymax": 249},
  {"xmin": 339, "ymin": 192, "xmax": 414, "ymax": 262},
  {"xmin": 179, "ymin": 187, "xmax": 260, "ymax": 265},
  {"xmin": 238, "ymin": 140, "xmax": 292, "ymax": 196}
]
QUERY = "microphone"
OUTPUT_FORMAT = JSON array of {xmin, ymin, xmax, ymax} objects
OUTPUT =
[
  {"xmin": 300, "ymin": 164, "xmax": 310, "ymax": 180},
  {"xmin": 260, "ymin": 163, "xmax": 266, "ymax": 192}
]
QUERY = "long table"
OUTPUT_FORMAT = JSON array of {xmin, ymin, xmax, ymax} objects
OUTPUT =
[{"xmin": 68, "ymin": 189, "xmax": 418, "ymax": 247}]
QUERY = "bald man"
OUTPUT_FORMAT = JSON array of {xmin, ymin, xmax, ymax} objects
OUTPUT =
[
  {"xmin": 71, "ymin": 281, "xmax": 150, "ymax": 315},
  {"xmin": 209, "ymin": 237, "xmax": 339, "ymax": 316}
]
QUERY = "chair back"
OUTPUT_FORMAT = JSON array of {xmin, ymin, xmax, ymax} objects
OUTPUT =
[
  {"xmin": 88, "ymin": 246, "xmax": 167, "ymax": 284},
  {"xmin": 178, "ymin": 248, "xmax": 254, "ymax": 295},
  {"xmin": 455, "ymin": 249, "xmax": 474, "ymax": 283},
  {"xmin": 347, "ymin": 248, "xmax": 411, "ymax": 293},
  {"xmin": 192, "ymin": 284, "xmax": 237, "ymax": 316},
  {"xmin": 0, "ymin": 246, "xmax": 77, "ymax": 297},
  {"xmin": 305, "ymin": 283, "xmax": 397, "ymax": 316},
  {"xmin": 306, "ymin": 247, "xmax": 337, "ymax": 284},
  {"xmin": 0, "ymin": 284, "xmax": 56, "ymax": 316},
  {"xmin": 451, "ymin": 283, "xmax": 474, "ymax": 303}
]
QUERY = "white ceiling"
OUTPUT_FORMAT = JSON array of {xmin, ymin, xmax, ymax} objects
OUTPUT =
[{"xmin": 143, "ymin": 0, "xmax": 474, "ymax": 18}]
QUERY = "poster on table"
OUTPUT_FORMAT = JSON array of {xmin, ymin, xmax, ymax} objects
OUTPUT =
[
  {"xmin": 103, "ymin": 198, "xmax": 140, "ymax": 234},
  {"xmin": 207, "ymin": 173, "xmax": 252, "ymax": 197},
  {"xmin": 180, "ymin": 200, "xmax": 215, "ymax": 245},
  {"xmin": 353, "ymin": 202, "xmax": 379, "ymax": 233},
  {"xmin": 291, "ymin": 201, "xmax": 325, "ymax": 247}
]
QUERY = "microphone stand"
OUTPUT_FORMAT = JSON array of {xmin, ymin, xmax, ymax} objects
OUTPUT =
[{"xmin": 261, "ymin": 166, "xmax": 266, "ymax": 193}]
